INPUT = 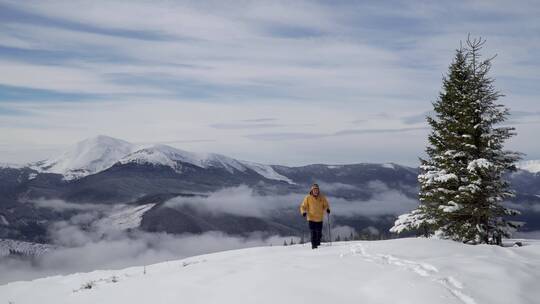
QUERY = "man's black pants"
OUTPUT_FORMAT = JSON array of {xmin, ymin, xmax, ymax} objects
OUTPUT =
[{"xmin": 308, "ymin": 221, "xmax": 323, "ymax": 248}]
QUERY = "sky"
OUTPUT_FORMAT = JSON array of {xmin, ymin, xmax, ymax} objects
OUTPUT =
[{"xmin": 0, "ymin": 0, "xmax": 539, "ymax": 166}]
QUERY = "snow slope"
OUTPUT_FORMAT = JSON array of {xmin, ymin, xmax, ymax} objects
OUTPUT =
[
  {"xmin": 240, "ymin": 160, "xmax": 294, "ymax": 184},
  {"xmin": 1, "ymin": 238, "xmax": 538, "ymax": 304},
  {"xmin": 95, "ymin": 203, "xmax": 156, "ymax": 230},
  {"xmin": 29, "ymin": 135, "xmax": 136, "ymax": 180}
]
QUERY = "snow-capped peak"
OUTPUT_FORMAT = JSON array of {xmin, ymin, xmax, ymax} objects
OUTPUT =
[
  {"xmin": 239, "ymin": 160, "xmax": 294, "ymax": 184},
  {"xmin": 517, "ymin": 160, "xmax": 540, "ymax": 174},
  {"xmin": 118, "ymin": 144, "xmax": 246, "ymax": 173},
  {"xmin": 30, "ymin": 135, "xmax": 136, "ymax": 180},
  {"xmin": 26, "ymin": 135, "xmax": 294, "ymax": 184},
  {"xmin": 382, "ymin": 163, "xmax": 396, "ymax": 169},
  {"xmin": 118, "ymin": 144, "xmax": 294, "ymax": 183}
]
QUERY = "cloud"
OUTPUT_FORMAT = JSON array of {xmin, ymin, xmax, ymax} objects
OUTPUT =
[
  {"xmin": 245, "ymin": 126, "xmax": 428, "ymax": 141},
  {"xmin": 210, "ymin": 122, "xmax": 282, "ymax": 130},
  {"xmin": 350, "ymin": 119, "xmax": 368, "ymax": 124},
  {"xmin": 329, "ymin": 192, "xmax": 418, "ymax": 219},
  {"xmin": 244, "ymin": 132, "xmax": 325, "ymax": 141},
  {"xmin": 0, "ymin": 0, "xmax": 538, "ymax": 167},
  {"xmin": 210, "ymin": 118, "xmax": 316, "ymax": 130},
  {"xmin": 504, "ymin": 120, "xmax": 540, "ymax": 126},
  {"xmin": 0, "ymin": 211, "xmax": 298, "ymax": 285},
  {"xmin": 242, "ymin": 118, "xmax": 277, "ymax": 122},
  {"xmin": 401, "ymin": 110, "xmax": 540, "ymax": 126},
  {"xmin": 23, "ymin": 198, "xmax": 109, "ymax": 211},
  {"xmin": 146, "ymin": 139, "xmax": 216, "ymax": 145},
  {"xmin": 164, "ymin": 185, "xmax": 304, "ymax": 218},
  {"xmin": 333, "ymin": 127, "xmax": 428, "ymax": 136},
  {"xmin": 316, "ymin": 182, "xmax": 359, "ymax": 192},
  {"xmin": 331, "ymin": 225, "xmax": 356, "ymax": 239},
  {"xmin": 513, "ymin": 230, "xmax": 540, "ymax": 240},
  {"xmin": 0, "ymin": 230, "xmax": 293, "ymax": 285},
  {"xmin": 401, "ymin": 111, "xmax": 433, "ymax": 125},
  {"xmin": 164, "ymin": 184, "xmax": 418, "ymax": 219},
  {"xmin": 0, "ymin": 2, "xmax": 177, "ymax": 42},
  {"xmin": 511, "ymin": 111, "xmax": 540, "ymax": 119},
  {"xmin": 0, "ymin": 104, "xmax": 32, "ymax": 116},
  {"xmin": 362, "ymin": 226, "xmax": 380, "ymax": 236}
]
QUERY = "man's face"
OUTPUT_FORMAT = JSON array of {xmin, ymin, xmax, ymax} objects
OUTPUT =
[{"xmin": 312, "ymin": 188, "xmax": 319, "ymax": 196}]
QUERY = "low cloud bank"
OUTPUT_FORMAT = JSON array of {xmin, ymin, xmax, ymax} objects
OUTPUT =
[
  {"xmin": 514, "ymin": 231, "xmax": 540, "ymax": 240},
  {"xmin": 0, "ymin": 210, "xmax": 296, "ymax": 285},
  {"xmin": 23, "ymin": 198, "xmax": 109, "ymax": 211},
  {"xmin": 2, "ymin": 183, "xmax": 418, "ymax": 284},
  {"xmin": 164, "ymin": 183, "xmax": 419, "ymax": 218}
]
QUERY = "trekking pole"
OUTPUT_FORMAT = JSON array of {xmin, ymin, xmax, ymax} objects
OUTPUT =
[{"xmin": 327, "ymin": 212, "xmax": 332, "ymax": 245}]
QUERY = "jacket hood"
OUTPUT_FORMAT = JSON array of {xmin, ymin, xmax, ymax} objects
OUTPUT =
[{"xmin": 309, "ymin": 183, "xmax": 321, "ymax": 196}]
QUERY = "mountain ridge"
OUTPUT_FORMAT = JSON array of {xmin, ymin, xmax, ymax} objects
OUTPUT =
[
  {"xmin": 1, "ymin": 135, "xmax": 539, "ymax": 245},
  {"xmin": 26, "ymin": 135, "xmax": 299, "ymax": 184}
]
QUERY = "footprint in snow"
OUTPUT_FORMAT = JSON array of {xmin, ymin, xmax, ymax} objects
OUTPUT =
[{"xmin": 347, "ymin": 244, "xmax": 477, "ymax": 304}]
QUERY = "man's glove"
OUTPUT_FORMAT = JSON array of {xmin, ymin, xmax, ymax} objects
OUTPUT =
[
  {"xmin": 327, "ymin": 208, "xmax": 331, "ymax": 214},
  {"xmin": 302, "ymin": 212, "xmax": 307, "ymax": 217}
]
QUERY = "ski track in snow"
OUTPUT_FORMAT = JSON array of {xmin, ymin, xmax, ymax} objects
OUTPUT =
[{"xmin": 342, "ymin": 244, "xmax": 477, "ymax": 304}]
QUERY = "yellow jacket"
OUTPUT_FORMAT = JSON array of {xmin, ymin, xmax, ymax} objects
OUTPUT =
[{"xmin": 300, "ymin": 194, "xmax": 329, "ymax": 222}]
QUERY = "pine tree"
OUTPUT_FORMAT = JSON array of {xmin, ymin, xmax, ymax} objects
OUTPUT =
[{"xmin": 390, "ymin": 36, "xmax": 522, "ymax": 245}]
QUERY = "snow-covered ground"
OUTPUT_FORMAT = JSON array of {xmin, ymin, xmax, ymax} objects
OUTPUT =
[{"xmin": 1, "ymin": 238, "xmax": 538, "ymax": 304}]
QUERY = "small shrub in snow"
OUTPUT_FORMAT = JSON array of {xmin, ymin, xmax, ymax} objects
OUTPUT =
[{"xmin": 81, "ymin": 280, "xmax": 95, "ymax": 290}]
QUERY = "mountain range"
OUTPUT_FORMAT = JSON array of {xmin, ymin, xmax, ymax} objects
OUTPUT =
[{"xmin": 1, "ymin": 135, "xmax": 539, "ymax": 246}]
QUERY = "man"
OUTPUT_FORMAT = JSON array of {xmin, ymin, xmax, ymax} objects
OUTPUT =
[{"xmin": 300, "ymin": 183, "xmax": 330, "ymax": 249}]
